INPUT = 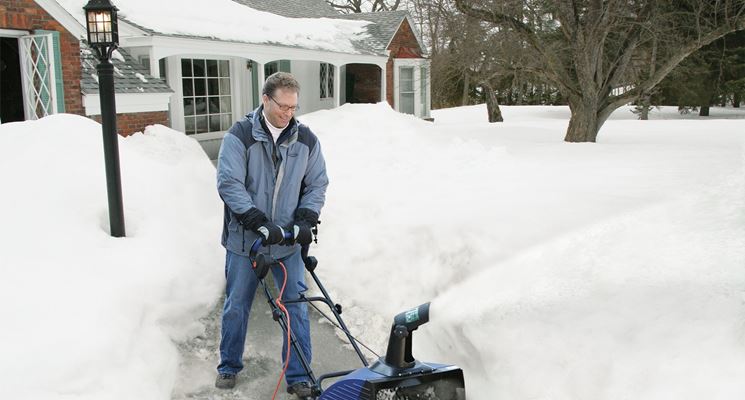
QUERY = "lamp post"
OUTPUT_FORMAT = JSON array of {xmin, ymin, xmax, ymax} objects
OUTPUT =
[{"xmin": 84, "ymin": 0, "xmax": 125, "ymax": 237}]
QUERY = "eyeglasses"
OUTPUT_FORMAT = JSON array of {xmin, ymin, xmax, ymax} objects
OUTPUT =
[{"xmin": 269, "ymin": 96, "xmax": 299, "ymax": 113}]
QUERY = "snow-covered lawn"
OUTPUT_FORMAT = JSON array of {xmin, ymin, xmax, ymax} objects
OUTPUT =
[{"xmin": 0, "ymin": 104, "xmax": 743, "ymax": 400}]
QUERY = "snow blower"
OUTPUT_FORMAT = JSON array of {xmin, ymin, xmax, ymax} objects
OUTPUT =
[{"xmin": 249, "ymin": 232, "xmax": 466, "ymax": 400}]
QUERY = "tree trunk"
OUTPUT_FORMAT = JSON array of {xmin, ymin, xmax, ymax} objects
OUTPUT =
[
  {"xmin": 699, "ymin": 105, "xmax": 710, "ymax": 116},
  {"xmin": 639, "ymin": 94, "xmax": 651, "ymax": 120},
  {"xmin": 640, "ymin": 106, "xmax": 650, "ymax": 120},
  {"xmin": 734, "ymin": 92, "xmax": 741, "ymax": 108},
  {"xmin": 484, "ymin": 85, "xmax": 503, "ymax": 122},
  {"xmin": 565, "ymin": 101, "xmax": 602, "ymax": 142},
  {"xmin": 461, "ymin": 71, "xmax": 470, "ymax": 106}
]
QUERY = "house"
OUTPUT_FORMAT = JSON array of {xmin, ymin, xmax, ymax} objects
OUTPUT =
[{"xmin": 1, "ymin": 0, "xmax": 430, "ymax": 157}]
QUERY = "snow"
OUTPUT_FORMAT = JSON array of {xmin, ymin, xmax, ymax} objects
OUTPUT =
[
  {"xmin": 135, "ymin": 73, "xmax": 148, "ymax": 83},
  {"xmin": 0, "ymin": 115, "xmax": 224, "ymax": 399},
  {"xmin": 1, "ymin": 103, "xmax": 743, "ymax": 400},
  {"xmin": 56, "ymin": 0, "xmax": 370, "ymax": 54},
  {"xmin": 299, "ymin": 103, "xmax": 745, "ymax": 400},
  {"xmin": 111, "ymin": 49, "xmax": 125, "ymax": 62}
]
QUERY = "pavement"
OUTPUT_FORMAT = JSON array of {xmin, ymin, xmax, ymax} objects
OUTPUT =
[
  {"xmin": 171, "ymin": 273, "xmax": 368, "ymax": 400},
  {"xmin": 172, "ymin": 158, "xmax": 366, "ymax": 399}
]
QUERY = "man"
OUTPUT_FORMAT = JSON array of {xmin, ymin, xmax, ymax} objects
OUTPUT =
[{"xmin": 215, "ymin": 72, "xmax": 328, "ymax": 399}]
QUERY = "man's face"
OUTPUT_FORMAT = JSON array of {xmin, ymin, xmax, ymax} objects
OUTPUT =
[{"xmin": 262, "ymin": 88, "xmax": 298, "ymax": 128}]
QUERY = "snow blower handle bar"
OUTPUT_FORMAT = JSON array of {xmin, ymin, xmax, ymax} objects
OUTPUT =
[
  {"xmin": 248, "ymin": 231, "xmax": 295, "ymax": 257},
  {"xmin": 248, "ymin": 232, "xmax": 294, "ymax": 280}
]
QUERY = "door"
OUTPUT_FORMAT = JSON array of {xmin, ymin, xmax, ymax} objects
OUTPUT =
[
  {"xmin": 0, "ymin": 37, "xmax": 25, "ymax": 123},
  {"xmin": 18, "ymin": 33, "xmax": 57, "ymax": 120}
]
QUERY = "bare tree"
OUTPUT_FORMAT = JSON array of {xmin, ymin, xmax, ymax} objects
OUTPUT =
[
  {"xmin": 327, "ymin": 0, "xmax": 401, "ymax": 13},
  {"xmin": 455, "ymin": 0, "xmax": 745, "ymax": 142}
]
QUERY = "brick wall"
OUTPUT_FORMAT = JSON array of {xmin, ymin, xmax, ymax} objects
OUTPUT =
[
  {"xmin": 386, "ymin": 18, "xmax": 423, "ymax": 107},
  {"xmin": 0, "ymin": 0, "xmax": 84, "ymax": 115},
  {"xmin": 91, "ymin": 111, "xmax": 169, "ymax": 137}
]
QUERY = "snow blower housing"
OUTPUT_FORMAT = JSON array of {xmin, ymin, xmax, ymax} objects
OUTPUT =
[
  {"xmin": 319, "ymin": 303, "xmax": 466, "ymax": 400},
  {"xmin": 249, "ymin": 234, "xmax": 466, "ymax": 399}
]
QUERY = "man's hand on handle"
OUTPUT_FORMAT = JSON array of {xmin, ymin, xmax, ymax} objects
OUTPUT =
[
  {"xmin": 239, "ymin": 207, "xmax": 285, "ymax": 245},
  {"xmin": 292, "ymin": 208, "xmax": 319, "ymax": 246}
]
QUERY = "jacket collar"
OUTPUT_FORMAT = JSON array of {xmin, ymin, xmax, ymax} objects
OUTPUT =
[{"xmin": 250, "ymin": 105, "xmax": 299, "ymax": 145}]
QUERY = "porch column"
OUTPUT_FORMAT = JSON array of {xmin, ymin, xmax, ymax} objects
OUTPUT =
[
  {"xmin": 149, "ymin": 48, "xmax": 160, "ymax": 78},
  {"xmin": 256, "ymin": 61, "xmax": 265, "ymax": 106},
  {"xmin": 379, "ymin": 63, "xmax": 387, "ymax": 104},
  {"xmin": 256, "ymin": 62, "xmax": 265, "ymax": 82},
  {"xmin": 333, "ymin": 64, "xmax": 340, "ymax": 107}
]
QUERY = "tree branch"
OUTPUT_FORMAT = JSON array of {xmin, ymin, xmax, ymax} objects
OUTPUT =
[
  {"xmin": 640, "ymin": 24, "xmax": 745, "ymax": 94},
  {"xmin": 454, "ymin": 0, "xmax": 582, "ymax": 96}
]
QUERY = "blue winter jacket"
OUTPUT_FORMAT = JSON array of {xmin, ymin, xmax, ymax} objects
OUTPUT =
[{"xmin": 217, "ymin": 106, "xmax": 329, "ymax": 259}]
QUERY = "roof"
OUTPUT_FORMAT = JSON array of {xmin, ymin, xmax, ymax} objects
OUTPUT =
[
  {"xmin": 329, "ymin": 10, "xmax": 425, "ymax": 55},
  {"xmin": 51, "ymin": 1, "xmax": 423, "ymax": 57},
  {"xmin": 54, "ymin": 0, "xmax": 371, "ymax": 55},
  {"xmin": 330, "ymin": 10, "xmax": 407, "ymax": 48},
  {"xmin": 231, "ymin": 0, "xmax": 338, "ymax": 18},
  {"xmin": 79, "ymin": 42, "xmax": 173, "ymax": 95}
]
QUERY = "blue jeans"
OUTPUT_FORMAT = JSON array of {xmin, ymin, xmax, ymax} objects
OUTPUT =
[{"xmin": 217, "ymin": 249, "xmax": 312, "ymax": 385}]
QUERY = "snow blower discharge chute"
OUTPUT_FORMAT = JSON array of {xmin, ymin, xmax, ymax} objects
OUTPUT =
[{"xmin": 249, "ymin": 231, "xmax": 466, "ymax": 400}]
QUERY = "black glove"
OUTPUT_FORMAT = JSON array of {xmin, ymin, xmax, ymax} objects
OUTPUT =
[
  {"xmin": 238, "ymin": 207, "xmax": 285, "ymax": 245},
  {"xmin": 292, "ymin": 224, "xmax": 313, "ymax": 246},
  {"xmin": 292, "ymin": 208, "xmax": 319, "ymax": 246},
  {"xmin": 257, "ymin": 223, "xmax": 285, "ymax": 245},
  {"xmin": 238, "ymin": 207, "xmax": 268, "ymax": 230}
]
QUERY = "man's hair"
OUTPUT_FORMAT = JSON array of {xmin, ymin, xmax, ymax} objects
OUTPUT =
[{"xmin": 262, "ymin": 72, "xmax": 300, "ymax": 97}]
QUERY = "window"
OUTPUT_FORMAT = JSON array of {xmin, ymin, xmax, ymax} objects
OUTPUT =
[
  {"xmin": 399, "ymin": 67, "xmax": 415, "ymax": 115},
  {"xmin": 320, "ymin": 62, "xmax": 334, "ymax": 99},
  {"xmin": 139, "ymin": 55, "xmax": 150, "ymax": 71},
  {"xmin": 139, "ymin": 56, "xmax": 167, "ymax": 80},
  {"xmin": 394, "ymin": 59, "xmax": 430, "ymax": 118},
  {"xmin": 181, "ymin": 58, "xmax": 232, "ymax": 135},
  {"xmin": 264, "ymin": 61, "xmax": 278, "ymax": 78}
]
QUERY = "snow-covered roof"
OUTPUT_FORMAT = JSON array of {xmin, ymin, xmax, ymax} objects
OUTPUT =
[
  {"xmin": 231, "ymin": 0, "xmax": 338, "ymax": 18},
  {"xmin": 55, "ymin": 0, "xmax": 373, "ymax": 55},
  {"xmin": 329, "ymin": 10, "xmax": 425, "ymax": 55},
  {"xmin": 79, "ymin": 42, "xmax": 172, "ymax": 95}
]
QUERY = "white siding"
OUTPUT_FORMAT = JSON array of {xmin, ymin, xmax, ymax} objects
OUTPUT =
[{"xmin": 291, "ymin": 60, "xmax": 335, "ymax": 116}]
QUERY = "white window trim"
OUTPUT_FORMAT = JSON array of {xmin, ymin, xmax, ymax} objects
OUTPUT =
[
  {"xmin": 392, "ymin": 58, "xmax": 430, "ymax": 118},
  {"xmin": 168, "ymin": 55, "xmax": 242, "ymax": 141},
  {"xmin": 0, "ymin": 29, "xmax": 30, "ymax": 37}
]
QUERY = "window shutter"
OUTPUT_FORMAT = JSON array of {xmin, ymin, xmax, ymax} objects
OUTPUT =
[{"xmin": 34, "ymin": 30, "xmax": 65, "ymax": 113}]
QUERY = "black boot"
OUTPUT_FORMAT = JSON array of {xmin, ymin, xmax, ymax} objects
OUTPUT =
[
  {"xmin": 215, "ymin": 373, "xmax": 236, "ymax": 389},
  {"xmin": 287, "ymin": 381, "xmax": 314, "ymax": 399}
]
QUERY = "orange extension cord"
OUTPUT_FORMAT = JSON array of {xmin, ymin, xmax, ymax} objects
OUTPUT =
[
  {"xmin": 251, "ymin": 259, "xmax": 292, "ymax": 400},
  {"xmin": 271, "ymin": 261, "xmax": 291, "ymax": 400}
]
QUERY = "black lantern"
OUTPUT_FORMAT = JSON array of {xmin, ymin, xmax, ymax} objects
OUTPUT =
[
  {"xmin": 84, "ymin": 0, "xmax": 119, "ymax": 58},
  {"xmin": 84, "ymin": 0, "xmax": 125, "ymax": 237}
]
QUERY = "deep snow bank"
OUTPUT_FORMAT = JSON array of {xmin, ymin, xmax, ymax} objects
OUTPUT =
[
  {"xmin": 0, "ymin": 115, "xmax": 224, "ymax": 400},
  {"xmin": 301, "ymin": 103, "xmax": 745, "ymax": 400}
]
